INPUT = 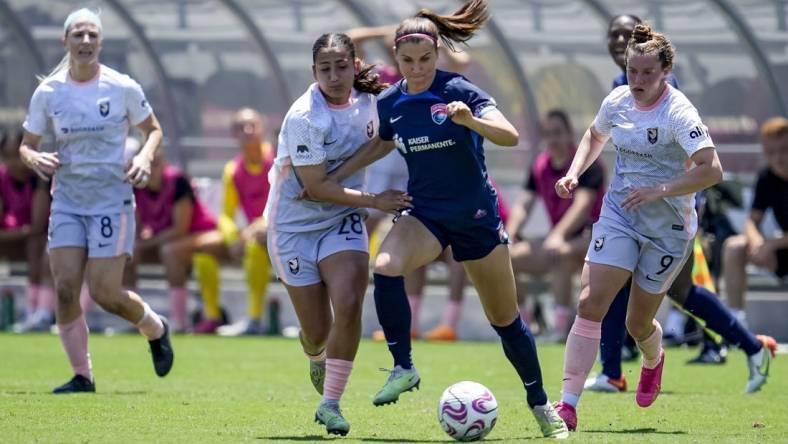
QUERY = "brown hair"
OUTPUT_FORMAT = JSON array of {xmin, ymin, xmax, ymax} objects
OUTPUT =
[
  {"xmin": 394, "ymin": 0, "xmax": 489, "ymax": 52},
  {"xmin": 761, "ymin": 116, "xmax": 788, "ymax": 139},
  {"xmin": 627, "ymin": 23, "xmax": 675, "ymax": 70},
  {"xmin": 312, "ymin": 33, "xmax": 387, "ymax": 95},
  {"xmin": 0, "ymin": 126, "xmax": 23, "ymax": 157},
  {"xmin": 545, "ymin": 109, "xmax": 573, "ymax": 134}
]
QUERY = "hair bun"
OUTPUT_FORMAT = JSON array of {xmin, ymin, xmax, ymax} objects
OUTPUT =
[{"xmin": 631, "ymin": 24, "xmax": 652, "ymax": 43}]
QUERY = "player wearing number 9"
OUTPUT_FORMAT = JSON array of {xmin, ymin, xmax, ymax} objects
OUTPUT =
[
  {"xmin": 552, "ymin": 23, "xmax": 723, "ymax": 430},
  {"xmin": 18, "ymin": 8, "xmax": 173, "ymax": 394},
  {"xmin": 263, "ymin": 33, "xmax": 411, "ymax": 435}
]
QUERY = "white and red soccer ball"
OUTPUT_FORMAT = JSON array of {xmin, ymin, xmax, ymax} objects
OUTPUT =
[{"xmin": 437, "ymin": 381, "xmax": 498, "ymax": 442}]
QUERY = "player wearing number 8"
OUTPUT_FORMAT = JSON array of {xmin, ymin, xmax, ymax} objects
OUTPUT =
[
  {"xmin": 18, "ymin": 8, "xmax": 173, "ymax": 393},
  {"xmin": 553, "ymin": 23, "xmax": 723, "ymax": 430},
  {"xmin": 264, "ymin": 33, "xmax": 410, "ymax": 436}
]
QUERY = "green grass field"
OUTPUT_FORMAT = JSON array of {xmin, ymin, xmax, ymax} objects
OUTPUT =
[{"xmin": 1, "ymin": 333, "xmax": 785, "ymax": 443}]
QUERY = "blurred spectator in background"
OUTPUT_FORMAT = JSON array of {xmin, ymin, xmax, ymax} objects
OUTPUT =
[
  {"xmin": 215, "ymin": 108, "xmax": 274, "ymax": 336},
  {"xmin": 507, "ymin": 110, "xmax": 605, "ymax": 342},
  {"xmin": 723, "ymin": 117, "xmax": 788, "ymax": 321},
  {"xmin": 0, "ymin": 126, "xmax": 55, "ymax": 332},
  {"xmin": 125, "ymin": 151, "xmax": 220, "ymax": 333}
]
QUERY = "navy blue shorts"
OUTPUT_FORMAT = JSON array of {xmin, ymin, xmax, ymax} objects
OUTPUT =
[{"xmin": 399, "ymin": 207, "xmax": 509, "ymax": 262}]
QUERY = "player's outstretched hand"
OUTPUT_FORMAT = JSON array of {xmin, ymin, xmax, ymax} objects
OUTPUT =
[
  {"xmin": 447, "ymin": 101, "xmax": 473, "ymax": 126},
  {"xmin": 24, "ymin": 151, "xmax": 60, "ymax": 181},
  {"xmin": 125, "ymin": 153, "xmax": 152, "ymax": 188},
  {"xmin": 373, "ymin": 189, "xmax": 413, "ymax": 213},
  {"xmin": 555, "ymin": 175, "xmax": 578, "ymax": 199},
  {"xmin": 621, "ymin": 185, "xmax": 664, "ymax": 210}
]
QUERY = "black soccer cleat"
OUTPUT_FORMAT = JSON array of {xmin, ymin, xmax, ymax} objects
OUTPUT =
[
  {"xmin": 687, "ymin": 345, "xmax": 727, "ymax": 365},
  {"xmin": 148, "ymin": 317, "xmax": 174, "ymax": 377},
  {"xmin": 53, "ymin": 374, "xmax": 95, "ymax": 394}
]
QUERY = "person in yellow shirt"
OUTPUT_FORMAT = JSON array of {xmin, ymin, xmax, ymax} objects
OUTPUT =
[
  {"xmin": 162, "ymin": 109, "xmax": 273, "ymax": 335},
  {"xmin": 214, "ymin": 108, "xmax": 274, "ymax": 335}
]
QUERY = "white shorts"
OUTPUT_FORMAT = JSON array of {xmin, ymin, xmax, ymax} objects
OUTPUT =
[
  {"xmin": 586, "ymin": 215, "xmax": 692, "ymax": 294},
  {"xmin": 48, "ymin": 208, "xmax": 135, "ymax": 258},
  {"xmin": 268, "ymin": 212, "xmax": 369, "ymax": 287}
]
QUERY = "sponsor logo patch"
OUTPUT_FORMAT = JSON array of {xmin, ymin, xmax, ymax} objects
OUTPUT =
[{"xmin": 689, "ymin": 125, "xmax": 705, "ymax": 139}]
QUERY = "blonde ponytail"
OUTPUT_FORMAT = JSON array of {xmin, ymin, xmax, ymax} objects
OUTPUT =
[{"xmin": 37, "ymin": 53, "xmax": 70, "ymax": 83}]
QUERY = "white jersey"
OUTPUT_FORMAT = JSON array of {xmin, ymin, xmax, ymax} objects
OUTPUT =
[
  {"xmin": 24, "ymin": 65, "xmax": 153, "ymax": 215},
  {"xmin": 593, "ymin": 85, "xmax": 714, "ymax": 240},
  {"xmin": 265, "ymin": 84, "xmax": 378, "ymax": 233}
]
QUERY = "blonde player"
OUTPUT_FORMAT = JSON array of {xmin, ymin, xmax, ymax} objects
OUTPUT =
[
  {"xmin": 19, "ymin": 8, "xmax": 173, "ymax": 393},
  {"xmin": 553, "ymin": 23, "xmax": 723, "ymax": 430}
]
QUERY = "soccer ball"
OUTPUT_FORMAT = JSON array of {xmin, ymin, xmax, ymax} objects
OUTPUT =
[{"xmin": 437, "ymin": 381, "xmax": 498, "ymax": 442}]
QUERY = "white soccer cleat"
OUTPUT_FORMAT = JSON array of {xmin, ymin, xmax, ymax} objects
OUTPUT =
[
  {"xmin": 745, "ymin": 336, "xmax": 776, "ymax": 394},
  {"xmin": 584, "ymin": 373, "xmax": 627, "ymax": 393}
]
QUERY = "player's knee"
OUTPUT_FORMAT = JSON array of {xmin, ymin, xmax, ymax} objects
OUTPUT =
[
  {"xmin": 159, "ymin": 242, "xmax": 177, "ymax": 261},
  {"xmin": 487, "ymin": 308, "xmax": 517, "ymax": 327},
  {"xmin": 624, "ymin": 316, "xmax": 651, "ymax": 341},
  {"xmin": 723, "ymin": 235, "xmax": 747, "ymax": 259},
  {"xmin": 54, "ymin": 280, "xmax": 80, "ymax": 307},
  {"xmin": 576, "ymin": 288, "xmax": 605, "ymax": 321},
  {"xmin": 373, "ymin": 252, "xmax": 405, "ymax": 276},
  {"xmin": 87, "ymin": 279, "xmax": 120, "ymax": 309},
  {"xmin": 301, "ymin": 327, "xmax": 329, "ymax": 350}
]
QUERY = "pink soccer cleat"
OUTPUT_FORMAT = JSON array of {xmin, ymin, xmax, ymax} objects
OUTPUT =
[
  {"xmin": 553, "ymin": 401, "xmax": 577, "ymax": 431},
  {"xmin": 636, "ymin": 350, "xmax": 665, "ymax": 407}
]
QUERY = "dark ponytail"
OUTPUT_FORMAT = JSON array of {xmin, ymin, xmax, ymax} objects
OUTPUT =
[{"xmin": 312, "ymin": 32, "xmax": 387, "ymax": 95}]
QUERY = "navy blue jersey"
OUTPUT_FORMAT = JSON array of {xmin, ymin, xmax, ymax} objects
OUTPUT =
[
  {"xmin": 612, "ymin": 72, "xmax": 679, "ymax": 89},
  {"xmin": 377, "ymin": 70, "xmax": 499, "ymax": 220}
]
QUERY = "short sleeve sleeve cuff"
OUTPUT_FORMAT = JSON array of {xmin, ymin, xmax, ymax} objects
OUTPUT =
[
  {"xmin": 125, "ymin": 78, "xmax": 153, "ymax": 126},
  {"xmin": 287, "ymin": 115, "xmax": 326, "ymax": 166}
]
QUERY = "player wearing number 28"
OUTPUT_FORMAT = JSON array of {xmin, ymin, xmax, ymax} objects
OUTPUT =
[
  {"xmin": 263, "ymin": 33, "xmax": 410, "ymax": 435},
  {"xmin": 553, "ymin": 23, "xmax": 723, "ymax": 431},
  {"xmin": 18, "ymin": 8, "xmax": 173, "ymax": 394}
]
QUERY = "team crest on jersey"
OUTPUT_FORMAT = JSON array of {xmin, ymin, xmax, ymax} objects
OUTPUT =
[
  {"xmin": 366, "ymin": 120, "xmax": 374, "ymax": 138},
  {"xmin": 98, "ymin": 99, "xmax": 110, "ymax": 117},
  {"xmin": 288, "ymin": 257, "xmax": 300, "ymax": 275},
  {"xmin": 647, "ymin": 128, "xmax": 658, "ymax": 144},
  {"xmin": 593, "ymin": 235, "xmax": 605, "ymax": 252},
  {"xmin": 431, "ymin": 103, "xmax": 448, "ymax": 125}
]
